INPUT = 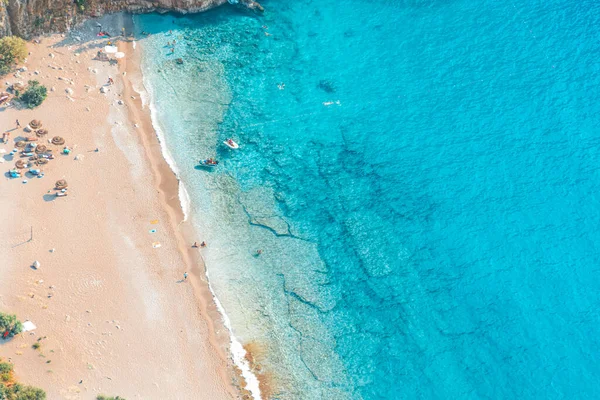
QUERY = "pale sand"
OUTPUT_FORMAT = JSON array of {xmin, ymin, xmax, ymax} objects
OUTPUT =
[{"xmin": 0, "ymin": 21, "xmax": 240, "ymax": 400}]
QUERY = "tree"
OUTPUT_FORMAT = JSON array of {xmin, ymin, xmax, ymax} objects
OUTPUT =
[
  {"xmin": 0, "ymin": 36, "xmax": 27, "ymax": 76},
  {"xmin": 0, "ymin": 313, "xmax": 22, "ymax": 338},
  {"xmin": 19, "ymin": 81, "xmax": 47, "ymax": 109}
]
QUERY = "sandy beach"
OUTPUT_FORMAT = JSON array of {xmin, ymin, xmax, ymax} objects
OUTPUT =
[{"xmin": 0, "ymin": 16, "xmax": 240, "ymax": 400}]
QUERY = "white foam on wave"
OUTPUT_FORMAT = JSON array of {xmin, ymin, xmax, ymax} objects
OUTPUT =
[
  {"xmin": 136, "ymin": 68, "xmax": 190, "ymax": 220},
  {"xmin": 206, "ymin": 267, "xmax": 263, "ymax": 400},
  {"xmin": 134, "ymin": 32, "xmax": 262, "ymax": 400}
]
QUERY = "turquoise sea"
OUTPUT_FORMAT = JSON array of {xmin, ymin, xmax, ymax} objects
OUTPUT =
[{"xmin": 135, "ymin": 1, "xmax": 600, "ymax": 398}]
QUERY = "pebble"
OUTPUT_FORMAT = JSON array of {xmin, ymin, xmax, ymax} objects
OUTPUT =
[
  {"xmin": 19, "ymin": 66, "xmax": 27, "ymax": 72},
  {"xmin": 85, "ymin": 107, "xmax": 91, "ymax": 111},
  {"xmin": 50, "ymin": 87, "xmax": 55, "ymax": 92},
  {"xmin": 65, "ymin": 88, "xmax": 73, "ymax": 95},
  {"xmin": 49, "ymin": 53, "xmax": 55, "ymax": 58},
  {"xmin": 117, "ymin": 100, "xmax": 124, "ymax": 105},
  {"xmin": 34, "ymin": 70, "xmax": 40, "ymax": 75},
  {"xmin": 100, "ymin": 87, "xmax": 107, "ymax": 93}
]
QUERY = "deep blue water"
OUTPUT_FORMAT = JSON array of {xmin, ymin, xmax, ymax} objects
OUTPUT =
[{"xmin": 136, "ymin": 0, "xmax": 600, "ymax": 398}]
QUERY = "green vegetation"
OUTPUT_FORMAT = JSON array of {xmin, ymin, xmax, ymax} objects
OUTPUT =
[
  {"xmin": 18, "ymin": 81, "xmax": 47, "ymax": 109},
  {"xmin": 31, "ymin": 343, "xmax": 40, "ymax": 351},
  {"xmin": 1, "ymin": 383, "xmax": 46, "ymax": 400},
  {"xmin": 0, "ymin": 36, "xmax": 27, "ymax": 76},
  {"xmin": 0, "ymin": 359, "xmax": 46, "ymax": 400},
  {"xmin": 74, "ymin": 0, "xmax": 86, "ymax": 12},
  {"xmin": 0, "ymin": 363, "xmax": 13, "ymax": 374},
  {"xmin": 97, "ymin": 396, "xmax": 127, "ymax": 400},
  {"xmin": 0, "ymin": 313, "xmax": 22, "ymax": 339}
]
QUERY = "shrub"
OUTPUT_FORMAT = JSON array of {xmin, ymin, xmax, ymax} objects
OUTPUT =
[
  {"xmin": 31, "ymin": 343, "xmax": 40, "ymax": 350},
  {"xmin": 0, "ymin": 362, "xmax": 12, "ymax": 374},
  {"xmin": 97, "ymin": 396, "xmax": 126, "ymax": 400},
  {"xmin": 0, "ymin": 36, "xmax": 27, "ymax": 76},
  {"xmin": 0, "ymin": 313, "xmax": 23, "ymax": 338},
  {"xmin": 19, "ymin": 80, "xmax": 47, "ymax": 109},
  {"xmin": 9, "ymin": 384, "xmax": 46, "ymax": 400},
  {"xmin": 0, "ymin": 359, "xmax": 46, "ymax": 400}
]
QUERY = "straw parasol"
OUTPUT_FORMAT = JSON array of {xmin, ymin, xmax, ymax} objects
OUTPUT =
[
  {"xmin": 36, "ymin": 159, "xmax": 48, "ymax": 166},
  {"xmin": 29, "ymin": 120, "xmax": 42, "ymax": 130},
  {"xmin": 55, "ymin": 179, "xmax": 68, "ymax": 190},
  {"xmin": 114, "ymin": 52, "xmax": 125, "ymax": 59},
  {"xmin": 15, "ymin": 140, "xmax": 26, "ymax": 148},
  {"xmin": 51, "ymin": 136, "xmax": 65, "ymax": 145},
  {"xmin": 36, "ymin": 129, "xmax": 48, "ymax": 137},
  {"xmin": 15, "ymin": 160, "xmax": 27, "ymax": 169},
  {"xmin": 35, "ymin": 144, "xmax": 47, "ymax": 154},
  {"xmin": 11, "ymin": 83, "xmax": 25, "ymax": 92}
]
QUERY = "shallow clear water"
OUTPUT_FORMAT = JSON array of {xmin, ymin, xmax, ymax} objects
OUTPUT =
[{"xmin": 136, "ymin": 1, "xmax": 600, "ymax": 398}]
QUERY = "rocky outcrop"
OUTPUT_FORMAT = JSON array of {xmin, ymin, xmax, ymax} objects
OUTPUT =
[{"xmin": 0, "ymin": 0, "xmax": 261, "ymax": 39}]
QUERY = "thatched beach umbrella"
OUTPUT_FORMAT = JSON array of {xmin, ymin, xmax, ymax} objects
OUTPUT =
[
  {"xmin": 51, "ymin": 136, "xmax": 65, "ymax": 146},
  {"xmin": 29, "ymin": 120, "xmax": 42, "ymax": 130},
  {"xmin": 11, "ymin": 83, "xmax": 25, "ymax": 93},
  {"xmin": 36, "ymin": 129, "xmax": 48, "ymax": 137},
  {"xmin": 55, "ymin": 179, "xmax": 68, "ymax": 190},
  {"xmin": 35, "ymin": 145, "xmax": 47, "ymax": 154},
  {"xmin": 36, "ymin": 159, "xmax": 48, "ymax": 166},
  {"xmin": 15, "ymin": 141, "xmax": 26, "ymax": 148},
  {"xmin": 15, "ymin": 160, "xmax": 27, "ymax": 169}
]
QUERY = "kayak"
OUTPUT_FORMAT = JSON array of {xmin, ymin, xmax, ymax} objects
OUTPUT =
[
  {"xmin": 199, "ymin": 159, "xmax": 219, "ymax": 168},
  {"xmin": 223, "ymin": 139, "xmax": 239, "ymax": 149}
]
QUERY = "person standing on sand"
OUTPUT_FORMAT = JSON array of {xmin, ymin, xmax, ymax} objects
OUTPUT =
[
  {"xmin": 184, "ymin": 272, "xmax": 188, "ymax": 281},
  {"xmin": 16, "ymin": 119, "xmax": 20, "ymax": 128}
]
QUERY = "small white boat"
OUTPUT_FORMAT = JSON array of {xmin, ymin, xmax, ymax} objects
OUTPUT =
[
  {"xmin": 199, "ymin": 159, "xmax": 219, "ymax": 168},
  {"xmin": 223, "ymin": 139, "xmax": 239, "ymax": 149}
]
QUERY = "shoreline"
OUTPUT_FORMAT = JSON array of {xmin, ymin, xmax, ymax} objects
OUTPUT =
[
  {"xmin": 117, "ymin": 34, "xmax": 243, "ymax": 397},
  {"xmin": 119, "ymin": 25, "xmax": 263, "ymax": 399}
]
